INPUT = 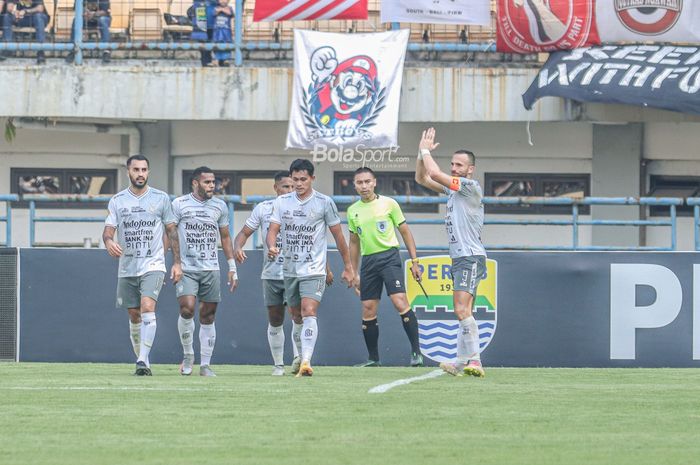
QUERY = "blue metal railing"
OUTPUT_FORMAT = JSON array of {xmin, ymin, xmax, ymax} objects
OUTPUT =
[
  {"xmin": 0, "ymin": 195, "xmax": 19, "ymax": 246},
  {"xmin": 0, "ymin": 0, "xmax": 496, "ymax": 66},
  {"xmin": 24, "ymin": 194, "xmax": 242, "ymax": 247},
  {"xmin": 246, "ymin": 195, "xmax": 682, "ymax": 252},
  {"xmin": 11, "ymin": 193, "xmax": 695, "ymax": 250}
]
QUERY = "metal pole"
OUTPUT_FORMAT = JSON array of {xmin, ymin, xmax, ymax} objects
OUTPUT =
[
  {"xmin": 670, "ymin": 204, "xmax": 677, "ymax": 251},
  {"xmin": 572, "ymin": 204, "xmax": 579, "ymax": 250},
  {"xmin": 234, "ymin": 0, "xmax": 243, "ymax": 66},
  {"xmin": 29, "ymin": 200, "xmax": 36, "ymax": 247},
  {"xmin": 74, "ymin": 0, "xmax": 84, "ymax": 65},
  {"xmin": 6, "ymin": 201, "xmax": 11, "ymax": 247},
  {"xmin": 696, "ymin": 205, "xmax": 700, "ymax": 251}
]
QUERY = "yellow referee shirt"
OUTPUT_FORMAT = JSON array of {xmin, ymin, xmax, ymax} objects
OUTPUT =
[{"xmin": 347, "ymin": 195, "xmax": 406, "ymax": 256}]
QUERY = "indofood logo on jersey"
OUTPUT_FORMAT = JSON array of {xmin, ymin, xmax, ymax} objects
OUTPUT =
[
  {"xmin": 301, "ymin": 47, "xmax": 386, "ymax": 142},
  {"xmin": 405, "ymin": 255, "xmax": 497, "ymax": 364},
  {"xmin": 614, "ymin": 0, "xmax": 681, "ymax": 35}
]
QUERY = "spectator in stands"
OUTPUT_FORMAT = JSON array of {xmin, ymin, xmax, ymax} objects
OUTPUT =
[
  {"xmin": 188, "ymin": 0, "xmax": 215, "ymax": 67},
  {"xmin": 1, "ymin": 0, "xmax": 50, "ymax": 64},
  {"xmin": 65, "ymin": 0, "xmax": 112, "ymax": 64},
  {"xmin": 212, "ymin": 0, "xmax": 232, "ymax": 67}
]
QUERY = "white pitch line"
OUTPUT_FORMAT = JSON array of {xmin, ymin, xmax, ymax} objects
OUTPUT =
[
  {"xmin": 368, "ymin": 369, "xmax": 445, "ymax": 394},
  {"xmin": 0, "ymin": 386, "xmax": 237, "ymax": 392}
]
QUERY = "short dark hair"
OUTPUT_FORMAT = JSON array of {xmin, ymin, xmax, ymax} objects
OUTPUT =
[
  {"xmin": 274, "ymin": 170, "xmax": 291, "ymax": 183},
  {"xmin": 192, "ymin": 166, "xmax": 214, "ymax": 181},
  {"xmin": 126, "ymin": 154, "xmax": 149, "ymax": 167},
  {"xmin": 353, "ymin": 167, "xmax": 376, "ymax": 178},
  {"xmin": 454, "ymin": 150, "xmax": 476, "ymax": 165},
  {"xmin": 289, "ymin": 159, "xmax": 315, "ymax": 176}
]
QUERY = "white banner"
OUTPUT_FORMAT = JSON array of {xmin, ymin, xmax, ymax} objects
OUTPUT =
[
  {"xmin": 381, "ymin": 0, "xmax": 491, "ymax": 25},
  {"xmin": 597, "ymin": 0, "xmax": 700, "ymax": 43},
  {"xmin": 286, "ymin": 29, "xmax": 409, "ymax": 150}
]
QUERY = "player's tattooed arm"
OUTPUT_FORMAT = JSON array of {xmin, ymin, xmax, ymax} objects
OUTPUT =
[
  {"xmin": 416, "ymin": 128, "xmax": 447, "ymax": 194},
  {"xmin": 329, "ymin": 224, "xmax": 354, "ymax": 288},
  {"xmin": 420, "ymin": 127, "xmax": 454, "ymax": 190},
  {"xmin": 102, "ymin": 225, "xmax": 122, "ymax": 258},
  {"xmin": 220, "ymin": 225, "xmax": 238, "ymax": 292},
  {"xmin": 233, "ymin": 225, "xmax": 254, "ymax": 264},
  {"xmin": 165, "ymin": 223, "xmax": 183, "ymax": 283},
  {"xmin": 266, "ymin": 222, "xmax": 281, "ymax": 259}
]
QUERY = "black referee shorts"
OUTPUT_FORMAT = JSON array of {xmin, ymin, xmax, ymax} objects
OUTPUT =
[{"xmin": 360, "ymin": 248, "xmax": 406, "ymax": 301}]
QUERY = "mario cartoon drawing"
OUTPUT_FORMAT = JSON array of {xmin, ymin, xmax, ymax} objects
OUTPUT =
[{"xmin": 303, "ymin": 46, "xmax": 385, "ymax": 140}]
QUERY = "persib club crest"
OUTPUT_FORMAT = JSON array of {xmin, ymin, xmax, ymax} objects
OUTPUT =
[
  {"xmin": 405, "ymin": 255, "xmax": 497, "ymax": 364},
  {"xmin": 301, "ymin": 46, "xmax": 387, "ymax": 142}
]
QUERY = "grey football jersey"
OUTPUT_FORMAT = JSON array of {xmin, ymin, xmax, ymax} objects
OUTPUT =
[
  {"xmin": 172, "ymin": 193, "xmax": 229, "ymax": 272},
  {"xmin": 105, "ymin": 187, "xmax": 176, "ymax": 278},
  {"xmin": 245, "ymin": 199, "xmax": 284, "ymax": 280},
  {"xmin": 269, "ymin": 190, "xmax": 340, "ymax": 278},
  {"xmin": 443, "ymin": 177, "xmax": 487, "ymax": 259}
]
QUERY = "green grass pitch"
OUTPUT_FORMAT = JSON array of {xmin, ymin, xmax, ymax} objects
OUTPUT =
[{"xmin": 1, "ymin": 363, "xmax": 699, "ymax": 465}]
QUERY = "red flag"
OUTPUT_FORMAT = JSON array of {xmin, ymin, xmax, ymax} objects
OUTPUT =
[
  {"xmin": 254, "ymin": 0, "xmax": 368, "ymax": 22},
  {"xmin": 497, "ymin": 0, "xmax": 601, "ymax": 53}
]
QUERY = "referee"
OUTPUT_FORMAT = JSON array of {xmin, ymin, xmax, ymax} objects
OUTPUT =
[{"xmin": 348, "ymin": 167, "xmax": 424, "ymax": 367}]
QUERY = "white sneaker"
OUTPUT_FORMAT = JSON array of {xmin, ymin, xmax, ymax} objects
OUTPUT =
[
  {"xmin": 271, "ymin": 365, "xmax": 285, "ymax": 376},
  {"xmin": 291, "ymin": 356, "xmax": 302, "ymax": 375},
  {"xmin": 180, "ymin": 354, "xmax": 194, "ymax": 376},
  {"xmin": 199, "ymin": 365, "xmax": 216, "ymax": 377}
]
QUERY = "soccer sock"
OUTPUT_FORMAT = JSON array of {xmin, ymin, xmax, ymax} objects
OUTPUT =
[
  {"xmin": 177, "ymin": 315, "xmax": 195, "ymax": 356},
  {"xmin": 292, "ymin": 321, "xmax": 303, "ymax": 358},
  {"xmin": 457, "ymin": 316, "xmax": 480, "ymax": 363},
  {"xmin": 137, "ymin": 312, "xmax": 157, "ymax": 365},
  {"xmin": 129, "ymin": 321, "xmax": 141, "ymax": 358},
  {"xmin": 267, "ymin": 324, "xmax": 285, "ymax": 366},
  {"xmin": 362, "ymin": 318, "xmax": 379, "ymax": 362},
  {"xmin": 301, "ymin": 316, "xmax": 318, "ymax": 362},
  {"xmin": 399, "ymin": 309, "xmax": 421, "ymax": 354},
  {"xmin": 199, "ymin": 323, "xmax": 216, "ymax": 367}
]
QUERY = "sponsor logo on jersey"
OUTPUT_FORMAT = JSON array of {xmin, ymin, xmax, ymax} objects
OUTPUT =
[
  {"xmin": 405, "ymin": 255, "xmax": 497, "ymax": 364},
  {"xmin": 614, "ymin": 0, "xmax": 681, "ymax": 35}
]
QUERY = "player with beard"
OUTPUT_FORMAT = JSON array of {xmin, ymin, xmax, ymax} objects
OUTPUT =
[
  {"xmin": 103, "ymin": 155, "xmax": 182, "ymax": 376},
  {"xmin": 172, "ymin": 166, "xmax": 238, "ymax": 377},
  {"xmin": 266, "ymin": 159, "xmax": 354, "ymax": 377},
  {"xmin": 415, "ymin": 128, "xmax": 487, "ymax": 378},
  {"xmin": 348, "ymin": 167, "xmax": 424, "ymax": 367}
]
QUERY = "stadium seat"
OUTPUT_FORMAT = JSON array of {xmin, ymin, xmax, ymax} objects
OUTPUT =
[
  {"xmin": 162, "ymin": 0, "xmax": 193, "ymax": 40},
  {"xmin": 53, "ymin": 6, "xmax": 73, "ymax": 40},
  {"xmin": 130, "ymin": 7, "xmax": 163, "ymax": 41}
]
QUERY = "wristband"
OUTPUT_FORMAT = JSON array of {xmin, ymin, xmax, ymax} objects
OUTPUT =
[
  {"xmin": 411, "ymin": 258, "xmax": 420, "ymax": 263},
  {"xmin": 227, "ymin": 258, "xmax": 237, "ymax": 272},
  {"xmin": 420, "ymin": 149, "xmax": 431, "ymax": 159}
]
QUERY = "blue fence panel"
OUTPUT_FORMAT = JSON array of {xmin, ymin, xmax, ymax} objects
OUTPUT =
[{"xmin": 0, "ymin": 195, "xmax": 19, "ymax": 247}]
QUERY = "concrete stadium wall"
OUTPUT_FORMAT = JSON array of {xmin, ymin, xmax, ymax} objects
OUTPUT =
[
  {"xmin": 2, "ymin": 120, "xmax": 700, "ymax": 249},
  {"xmin": 16, "ymin": 249, "xmax": 700, "ymax": 367}
]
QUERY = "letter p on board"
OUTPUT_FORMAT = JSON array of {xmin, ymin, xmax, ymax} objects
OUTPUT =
[{"xmin": 610, "ymin": 264, "xmax": 682, "ymax": 360}]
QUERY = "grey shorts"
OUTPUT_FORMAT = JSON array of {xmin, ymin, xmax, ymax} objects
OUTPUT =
[
  {"xmin": 263, "ymin": 279, "xmax": 286, "ymax": 307},
  {"xmin": 451, "ymin": 256, "xmax": 487, "ymax": 295},
  {"xmin": 284, "ymin": 276, "xmax": 326, "ymax": 308},
  {"xmin": 116, "ymin": 271, "xmax": 165, "ymax": 309},
  {"xmin": 175, "ymin": 270, "xmax": 221, "ymax": 303}
]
